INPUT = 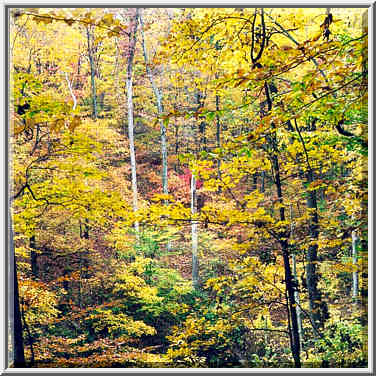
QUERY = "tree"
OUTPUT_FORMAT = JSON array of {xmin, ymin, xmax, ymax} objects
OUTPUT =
[
  {"xmin": 86, "ymin": 26, "xmax": 98, "ymax": 119},
  {"xmin": 139, "ymin": 9, "xmax": 168, "ymax": 200},
  {"xmin": 124, "ymin": 8, "xmax": 140, "ymax": 235}
]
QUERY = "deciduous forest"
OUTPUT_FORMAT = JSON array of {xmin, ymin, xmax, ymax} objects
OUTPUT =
[{"xmin": 8, "ymin": 7, "xmax": 368, "ymax": 368}]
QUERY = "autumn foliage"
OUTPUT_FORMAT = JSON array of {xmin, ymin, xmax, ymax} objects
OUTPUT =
[{"xmin": 8, "ymin": 7, "xmax": 368, "ymax": 369}]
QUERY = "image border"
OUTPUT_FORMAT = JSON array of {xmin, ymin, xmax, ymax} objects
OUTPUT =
[{"xmin": 1, "ymin": 2, "xmax": 374, "ymax": 374}]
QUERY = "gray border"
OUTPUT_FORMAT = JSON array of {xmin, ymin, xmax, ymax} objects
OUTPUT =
[
  {"xmin": 5, "ymin": 3, "xmax": 10, "ymax": 373},
  {"xmin": 2, "ymin": 4, "xmax": 373, "ymax": 7},
  {"xmin": 3, "ymin": 3, "xmax": 374, "ymax": 375}
]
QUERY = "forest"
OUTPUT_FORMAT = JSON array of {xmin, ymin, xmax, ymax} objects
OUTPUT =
[{"xmin": 8, "ymin": 7, "xmax": 368, "ymax": 368}]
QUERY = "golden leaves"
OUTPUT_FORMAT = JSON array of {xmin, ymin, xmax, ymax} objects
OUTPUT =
[{"xmin": 68, "ymin": 115, "xmax": 82, "ymax": 132}]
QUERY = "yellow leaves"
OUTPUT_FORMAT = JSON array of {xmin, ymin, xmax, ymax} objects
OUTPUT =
[
  {"xmin": 88, "ymin": 309, "xmax": 156, "ymax": 338},
  {"xmin": 15, "ymin": 246, "xmax": 31, "ymax": 258},
  {"xmin": 307, "ymin": 180, "xmax": 327, "ymax": 192},
  {"xmin": 101, "ymin": 13, "xmax": 114, "ymax": 26},
  {"xmin": 325, "ymin": 185, "xmax": 337, "ymax": 194},
  {"xmin": 19, "ymin": 278, "xmax": 60, "ymax": 326},
  {"xmin": 151, "ymin": 193, "xmax": 175, "ymax": 203},
  {"xmin": 244, "ymin": 191, "xmax": 264, "ymax": 209}
]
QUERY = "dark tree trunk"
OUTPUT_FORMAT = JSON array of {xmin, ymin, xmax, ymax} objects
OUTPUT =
[
  {"xmin": 13, "ymin": 260, "xmax": 26, "ymax": 367},
  {"xmin": 306, "ymin": 170, "xmax": 328, "ymax": 330},
  {"xmin": 252, "ymin": 173, "xmax": 258, "ymax": 191},
  {"xmin": 10, "ymin": 220, "xmax": 26, "ymax": 367},
  {"xmin": 21, "ymin": 302, "xmax": 34, "ymax": 367},
  {"xmin": 272, "ymin": 151, "xmax": 301, "ymax": 368},
  {"xmin": 293, "ymin": 119, "xmax": 328, "ymax": 331},
  {"xmin": 175, "ymin": 124, "xmax": 180, "ymax": 172},
  {"xmin": 264, "ymin": 81, "xmax": 301, "ymax": 367}
]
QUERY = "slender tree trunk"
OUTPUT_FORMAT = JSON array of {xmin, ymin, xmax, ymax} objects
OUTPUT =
[
  {"xmin": 86, "ymin": 27, "xmax": 97, "ymax": 119},
  {"xmin": 114, "ymin": 38, "xmax": 122, "ymax": 108},
  {"xmin": 20, "ymin": 301, "xmax": 34, "ymax": 367},
  {"xmin": 175, "ymin": 124, "xmax": 180, "ymax": 172},
  {"xmin": 292, "ymin": 253, "xmax": 303, "ymax": 344},
  {"xmin": 264, "ymin": 82, "xmax": 300, "ymax": 367},
  {"xmin": 64, "ymin": 72, "xmax": 77, "ymax": 111},
  {"xmin": 10, "ymin": 218, "xmax": 26, "ymax": 367},
  {"xmin": 191, "ymin": 174, "xmax": 199, "ymax": 289},
  {"xmin": 290, "ymin": 204, "xmax": 303, "ymax": 344},
  {"xmin": 189, "ymin": 89, "xmax": 204, "ymax": 287},
  {"xmin": 78, "ymin": 255, "xmax": 82, "ymax": 309},
  {"xmin": 273, "ymin": 155, "xmax": 301, "ymax": 368},
  {"xmin": 215, "ymin": 93, "xmax": 222, "ymax": 189},
  {"xmin": 252, "ymin": 174, "xmax": 258, "ymax": 191},
  {"xmin": 139, "ymin": 10, "xmax": 168, "ymax": 199},
  {"xmin": 140, "ymin": 10, "xmax": 171, "ymax": 250},
  {"xmin": 79, "ymin": 220, "xmax": 89, "ymax": 309},
  {"xmin": 352, "ymin": 230, "xmax": 359, "ymax": 300},
  {"xmin": 293, "ymin": 118, "xmax": 328, "ymax": 331},
  {"xmin": 126, "ymin": 9, "xmax": 140, "ymax": 235},
  {"xmin": 306, "ymin": 177, "xmax": 324, "ymax": 330}
]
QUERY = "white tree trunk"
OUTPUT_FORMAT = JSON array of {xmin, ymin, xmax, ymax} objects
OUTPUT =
[
  {"xmin": 352, "ymin": 230, "xmax": 359, "ymax": 299},
  {"xmin": 64, "ymin": 72, "xmax": 77, "ymax": 110},
  {"xmin": 126, "ymin": 9, "xmax": 140, "ymax": 235},
  {"xmin": 191, "ymin": 174, "xmax": 199, "ymax": 289},
  {"xmin": 140, "ymin": 10, "xmax": 171, "ymax": 250},
  {"xmin": 292, "ymin": 253, "xmax": 303, "ymax": 344},
  {"xmin": 290, "ymin": 205, "xmax": 303, "ymax": 344}
]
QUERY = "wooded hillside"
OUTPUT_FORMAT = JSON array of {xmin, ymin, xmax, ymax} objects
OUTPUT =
[{"xmin": 9, "ymin": 7, "xmax": 368, "ymax": 368}]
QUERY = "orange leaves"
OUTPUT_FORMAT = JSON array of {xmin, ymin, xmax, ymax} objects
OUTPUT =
[
  {"xmin": 68, "ymin": 115, "xmax": 82, "ymax": 132},
  {"xmin": 33, "ymin": 14, "xmax": 54, "ymax": 25},
  {"xmin": 49, "ymin": 115, "xmax": 82, "ymax": 134},
  {"xmin": 20, "ymin": 8, "xmax": 128, "ymax": 39},
  {"xmin": 11, "ymin": 114, "xmax": 27, "ymax": 136}
]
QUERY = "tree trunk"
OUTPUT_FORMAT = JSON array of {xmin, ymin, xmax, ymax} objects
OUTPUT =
[
  {"xmin": 139, "ymin": 10, "xmax": 168, "ymax": 199},
  {"xmin": 86, "ymin": 27, "xmax": 97, "ymax": 119},
  {"xmin": 264, "ymin": 82, "xmax": 300, "ymax": 367},
  {"xmin": 306, "ymin": 181, "xmax": 322, "ymax": 330},
  {"xmin": 20, "ymin": 301, "xmax": 34, "ymax": 366},
  {"xmin": 114, "ymin": 38, "xmax": 122, "ymax": 108},
  {"xmin": 174, "ymin": 124, "xmax": 180, "ymax": 172},
  {"xmin": 272, "ymin": 154, "xmax": 301, "ymax": 368},
  {"xmin": 126, "ymin": 9, "xmax": 140, "ymax": 235},
  {"xmin": 191, "ymin": 174, "xmax": 199, "ymax": 289},
  {"xmin": 215, "ymin": 94, "xmax": 222, "ymax": 189},
  {"xmin": 292, "ymin": 253, "xmax": 303, "ymax": 344},
  {"xmin": 290, "ymin": 208, "xmax": 303, "ymax": 345},
  {"xmin": 64, "ymin": 72, "xmax": 77, "ymax": 111},
  {"xmin": 9, "ymin": 218, "xmax": 26, "ymax": 367},
  {"xmin": 352, "ymin": 230, "xmax": 359, "ymax": 300},
  {"xmin": 293, "ymin": 118, "xmax": 328, "ymax": 331}
]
